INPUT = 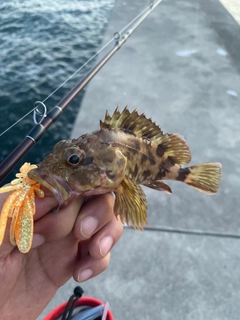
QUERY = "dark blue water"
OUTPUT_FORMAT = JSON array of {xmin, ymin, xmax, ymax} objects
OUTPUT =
[{"xmin": 0, "ymin": 0, "xmax": 114, "ymax": 184}]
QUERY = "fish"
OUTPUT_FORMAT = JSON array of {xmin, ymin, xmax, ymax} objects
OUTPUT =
[{"xmin": 28, "ymin": 107, "xmax": 222, "ymax": 229}]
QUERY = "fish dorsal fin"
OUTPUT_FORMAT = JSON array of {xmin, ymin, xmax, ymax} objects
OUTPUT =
[
  {"xmin": 100, "ymin": 107, "xmax": 192, "ymax": 166},
  {"xmin": 156, "ymin": 133, "xmax": 192, "ymax": 166},
  {"xmin": 100, "ymin": 106, "xmax": 164, "ymax": 141},
  {"xmin": 114, "ymin": 176, "xmax": 148, "ymax": 230}
]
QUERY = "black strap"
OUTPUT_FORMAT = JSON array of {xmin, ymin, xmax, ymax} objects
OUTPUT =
[{"xmin": 61, "ymin": 286, "xmax": 84, "ymax": 320}]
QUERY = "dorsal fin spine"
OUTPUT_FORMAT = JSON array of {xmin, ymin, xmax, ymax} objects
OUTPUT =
[
  {"xmin": 100, "ymin": 107, "xmax": 192, "ymax": 166},
  {"xmin": 100, "ymin": 107, "xmax": 164, "ymax": 141}
]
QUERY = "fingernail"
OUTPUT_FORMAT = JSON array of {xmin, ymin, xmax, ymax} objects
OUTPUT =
[
  {"xmin": 78, "ymin": 269, "xmax": 93, "ymax": 282},
  {"xmin": 32, "ymin": 234, "xmax": 45, "ymax": 249},
  {"xmin": 81, "ymin": 216, "xmax": 98, "ymax": 238},
  {"xmin": 99, "ymin": 236, "xmax": 113, "ymax": 257}
]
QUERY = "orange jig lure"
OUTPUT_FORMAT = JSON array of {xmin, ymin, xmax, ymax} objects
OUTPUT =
[{"xmin": 0, "ymin": 163, "xmax": 44, "ymax": 253}]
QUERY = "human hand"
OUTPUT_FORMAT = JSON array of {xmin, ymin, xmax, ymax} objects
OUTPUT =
[{"xmin": 0, "ymin": 190, "xmax": 123, "ymax": 320}]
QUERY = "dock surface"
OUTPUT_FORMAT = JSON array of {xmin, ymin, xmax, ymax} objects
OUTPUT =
[{"xmin": 39, "ymin": 0, "xmax": 240, "ymax": 319}]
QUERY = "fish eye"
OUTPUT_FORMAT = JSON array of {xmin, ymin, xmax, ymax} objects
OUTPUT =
[
  {"xmin": 64, "ymin": 148, "xmax": 84, "ymax": 166},
  {"xmin": 68, "ymin": 154, "xmax": 81, "ymax": 165}
]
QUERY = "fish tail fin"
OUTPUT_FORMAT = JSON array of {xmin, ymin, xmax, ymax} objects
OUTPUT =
[{"xmin": 177, "ymin": 162, "xmax": 222, "ymax": 194}]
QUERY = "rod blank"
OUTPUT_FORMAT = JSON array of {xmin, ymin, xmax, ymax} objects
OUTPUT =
[{"xmin": 0, "ymin": 0, "xmax": 163, "ymax": 182}]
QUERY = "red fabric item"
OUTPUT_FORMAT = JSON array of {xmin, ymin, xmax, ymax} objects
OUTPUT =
[{"xmin": 44, "ymin": 296, "xmax": 114, "ymax": 320}]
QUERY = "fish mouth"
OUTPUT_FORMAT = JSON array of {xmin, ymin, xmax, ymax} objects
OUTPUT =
[{"xmin": 28, "ymin": 168, "xmax": 80, "ymax": 205}]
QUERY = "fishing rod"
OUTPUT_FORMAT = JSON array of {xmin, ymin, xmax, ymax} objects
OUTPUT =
[{"xmin": 0, "ymin": 0, "xmax": 163, "ymax": 182}]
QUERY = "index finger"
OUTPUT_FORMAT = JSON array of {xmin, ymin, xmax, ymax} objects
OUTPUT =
[{"xmin": 34, "ymin": 186, "xmax": 58, "ymax": 221}]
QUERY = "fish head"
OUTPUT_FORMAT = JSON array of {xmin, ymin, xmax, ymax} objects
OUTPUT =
[{"xmin": 28, "ymin": 134, "xmax": 127, "ymax": 204}]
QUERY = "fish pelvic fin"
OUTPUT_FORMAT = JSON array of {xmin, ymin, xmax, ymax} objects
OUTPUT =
[
  {"xmin": 114, "ymin": 176, "xmax": 148, "ymax": 230},
  {"xmin": 177, "ymin": 162, "xmax": 222, "ymax": 194}
]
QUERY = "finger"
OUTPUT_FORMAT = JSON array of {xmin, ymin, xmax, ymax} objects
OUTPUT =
[
  {"xmin": 73, "ymin": 249, "xmax": 111, "ymax": 283},
  {"xmin": 88, "ymin": 215, "xmax": 123, "ymax": 259},
  {"xmin": 34, "ymin": 187, "xmax": 58, "ymax": 220},
  {"xmin": 0, "ymin": 184, "xmax": 57, "ymax": 220},
  {"xmin": 32, "ymin": 197, "xmax": 84, "ymax": 248},
  {"xmin": 74, "ymin": 193, "xmax": 115, "ymax": 240},
  {"xmin": 0, "ymin": 191, "xmax": 14, "ymax": 254}
]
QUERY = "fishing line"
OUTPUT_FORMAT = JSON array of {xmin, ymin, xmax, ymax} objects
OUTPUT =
[
  {"xmin": 0, "ymin": 0, "xmax": 163, "ymax": 181},
  {"xmin": 41, "ymin": 3, "xmax": 150, "ymax": 105},
  {"xmin": 125, "ymin": 226, "xmax": 240, "ymax": 240},
  {"xmin": 0, "ymin": 2, "xmax": 151, "ymax": 137},
  {"xmin": 0, "ymin": 109, "xmax": 35, "ymax": 138}
]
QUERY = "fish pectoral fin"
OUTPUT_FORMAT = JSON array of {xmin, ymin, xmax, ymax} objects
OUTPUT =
[
  {"xmin": 143, "ymin": 181, "xmax": 172, "ymax": 194},
  {"xmin": 114, "ymin": 177, "xmax": 148, "ymax": 230}
]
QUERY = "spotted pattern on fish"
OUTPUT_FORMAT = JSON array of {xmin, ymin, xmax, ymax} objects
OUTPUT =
[
  {"xmin": 156, "ymin": 143, "xmax": 167, "ymax": 157},
  {"xmin": 28, "ymin": 107, "xmax": 222, "ymax": 230}
]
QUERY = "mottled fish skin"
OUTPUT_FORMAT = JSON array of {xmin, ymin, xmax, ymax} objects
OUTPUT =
[{"xmin": 28, "ymin": 107, "xmax": 222, "ymax": 229}]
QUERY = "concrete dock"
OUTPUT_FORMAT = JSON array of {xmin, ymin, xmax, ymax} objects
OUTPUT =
[{"xmin": 39, "ymin": 0, "xmax": 240, "ymax": 319}]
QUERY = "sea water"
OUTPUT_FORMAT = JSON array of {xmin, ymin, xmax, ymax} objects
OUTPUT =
[{"xmin": 0, "ymin": 0, "xmax": 114, "ymax": 183}]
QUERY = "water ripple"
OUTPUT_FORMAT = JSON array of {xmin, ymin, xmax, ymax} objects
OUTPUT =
[{"xmin": 0, "ymin": 0, "xmax": 115, "ymax": 183}]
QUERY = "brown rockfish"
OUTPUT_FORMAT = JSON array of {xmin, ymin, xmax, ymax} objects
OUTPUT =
[{"xmin": 28, "ymin": 107, "xmax": 222, "ymax": 229}]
